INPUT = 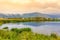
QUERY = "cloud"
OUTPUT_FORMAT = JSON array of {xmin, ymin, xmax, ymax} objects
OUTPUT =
[{"xmin": 0, "ymin": 0, "xmax": 60, "ymax": 14}]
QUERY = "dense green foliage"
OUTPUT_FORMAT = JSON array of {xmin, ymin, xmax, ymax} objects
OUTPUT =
[
  {"xmin": 3, "ymin": 27, "xmax": 8, "ymax": 29},
  {"xmin": 0, "ymin": 28, "xmax": 60, "ymax": 40},
  {"xmin": 11, "ymin": 28, "xmax": 31, "ymax": 33}
]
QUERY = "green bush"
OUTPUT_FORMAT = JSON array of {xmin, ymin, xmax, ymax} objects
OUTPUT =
[
  {"xmin": 50, "ymin": 33, "xmax": 57, "ymax": 38},
  {"xmin": 3, "ymin": 27, "xmax": 8, "ymax": 29},
  {"xmin": 11, "ymin": 28, "xmax": 31, "ymax": 33}
]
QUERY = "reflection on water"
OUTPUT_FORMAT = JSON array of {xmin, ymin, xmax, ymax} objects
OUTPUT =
[
  {"xmin": 0, "ymin": 22, "xmax": 60, "ymax": 35},
  {"xmin": 23, "ymin": 22, "xmax": 45, "ymax": 26}
]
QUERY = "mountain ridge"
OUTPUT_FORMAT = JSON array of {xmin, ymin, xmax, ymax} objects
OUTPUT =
[{"xmin": 0, "ymin": 12, "xmax": 60, "ymax": 18}]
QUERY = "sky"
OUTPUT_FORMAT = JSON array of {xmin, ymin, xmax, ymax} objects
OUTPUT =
[{"xmin": 0, "ymin": 0, "xmax": 60, "ymax": 14}]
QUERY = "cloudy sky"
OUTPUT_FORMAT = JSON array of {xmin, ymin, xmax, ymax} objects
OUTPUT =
[{"xmin": 0, "ymin": 0, "xmax": 60, "ymax": 14}]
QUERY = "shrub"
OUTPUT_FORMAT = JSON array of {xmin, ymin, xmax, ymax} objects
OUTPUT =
[
  {"xmin": 3, "ymin": 27, "xmax": 8, "ymax": 29},
  {"xmin": 11, "ymin": 28, "xmax": 31, "ymax": 33},
  {"xmin": 50, "ymin": 33, "xmax": 57, "ymax": 38}
]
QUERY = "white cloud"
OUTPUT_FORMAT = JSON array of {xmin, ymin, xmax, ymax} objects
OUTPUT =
[{"xmin": 0, "ymin": 0, "xmax": 60, "ymax": 14}]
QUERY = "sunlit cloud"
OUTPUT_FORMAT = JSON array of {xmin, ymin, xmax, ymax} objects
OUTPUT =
[{"xmin": 0, "ymin": 0, "xmax": 60, "ymax": 14}]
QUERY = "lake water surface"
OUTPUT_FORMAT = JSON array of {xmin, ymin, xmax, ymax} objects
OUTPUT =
[{"xmin": 0, "ymin": 22, "xmax": 60, "ymax": 35}]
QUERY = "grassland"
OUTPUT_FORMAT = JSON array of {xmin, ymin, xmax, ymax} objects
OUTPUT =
[
  {"xmin": 0, "ymin": 17, "xmax": 60, "ymax": 24},
  {"xmin": 0, "ymin": 27, "xmax": 60, "ymax": 40}
]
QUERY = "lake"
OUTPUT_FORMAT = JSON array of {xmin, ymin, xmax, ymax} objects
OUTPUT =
[{"xmin": 0, "ymin": 22, "xmax": 60, "ymax": 35}]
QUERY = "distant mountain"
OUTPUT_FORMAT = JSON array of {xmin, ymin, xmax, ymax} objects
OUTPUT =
[
  {"xmin": 22, "ymin": 12, "xmax": 49, "ymax": 18},
  {"xmin": 0, "ymin": 12, "xmax": 60, "ymax": 18},
  {"xmin": 0, "ymin": 13, "xmax": 21, "ymax": 18},
  {"xmin": 47, "ymin": 14, "xmax": 60, "ymax": 18}
]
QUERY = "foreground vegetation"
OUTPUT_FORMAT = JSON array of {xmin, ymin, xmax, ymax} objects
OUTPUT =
[{"xmin": 0, "ymin": 27, "xmax": 60, "ymax": 40}]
